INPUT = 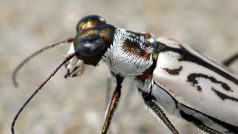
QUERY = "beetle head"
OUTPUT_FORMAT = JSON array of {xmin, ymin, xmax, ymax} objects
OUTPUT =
[{"xmin": 74, "ymin": 15, "xmax": 115, "ymax": 65}]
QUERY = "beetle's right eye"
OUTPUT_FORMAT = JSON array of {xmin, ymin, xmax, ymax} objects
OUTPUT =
[{"xmin": 74, "ymin": 35, "xmax": 105, "ymax": 57}]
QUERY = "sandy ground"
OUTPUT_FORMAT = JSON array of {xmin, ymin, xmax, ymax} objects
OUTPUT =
[{"xmin": 0, "ymin": 0, "xmax": 238, "ymax": 134}]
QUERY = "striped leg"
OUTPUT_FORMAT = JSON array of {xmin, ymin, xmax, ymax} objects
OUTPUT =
[
  {"xmin": 141, "ymin": 91, "xmax": 179, "ymax": 134},
  {"xmin": 101, "ymin": 75, "xmax": 124, "ymax": 134},
  {"xmin": 103, "ymin": 74, "xmax": 115, "ymax": 134},
  {"xmin": 141, "ymin": 91, "xmax": 221, "ymax": 134}
]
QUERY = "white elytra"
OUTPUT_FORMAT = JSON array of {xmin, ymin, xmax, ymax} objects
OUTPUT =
[
  {"xmin": 159, "ymin": 37, "xmax": 235, "ymax": 78},
  {"xmin": 153, "ymin": 38, "xmax": 238, "ymax": 126}
]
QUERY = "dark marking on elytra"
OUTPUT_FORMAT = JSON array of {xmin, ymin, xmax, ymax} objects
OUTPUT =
[
  {"xmin": 156, "ymin": 41, "xmax": 238, "ymax": 86},
  {"xmin": 187, "ymin": 73, "xmax": 232, "ymax": 92},
  {"xmin": 163, "ymin": 66, "xmax": 183, "ymax": 75},
  {"xmin": 153, "ymin": 82, "xmax": 238, "ymax": 133},
  {"xmin": 179, "ymin": 110, "xmax": 218, "ymax": 133},
  {"xmin": 179, "ymin": 104, "xmax": 238, "ymax": 133},
  {"xmin": 212, "ymin": 88, "xmax": 238, "ymax": 102}
]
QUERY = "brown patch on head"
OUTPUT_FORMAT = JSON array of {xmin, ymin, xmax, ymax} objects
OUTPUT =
[
  {"xmin": 123, "ymin": 39, "xmax": 143, "ymax": 54},
  {"xmin": 122, "ymin": 39, "xmax": 152, "ymax": 60},
  {"xmin": 122, "ymin": 33, "xmax": 155, "ymax": 61}
]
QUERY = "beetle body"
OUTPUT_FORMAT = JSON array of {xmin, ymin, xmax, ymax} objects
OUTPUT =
[
  {"xmin": 152, "ymin": 38, "xmax": 238, "ymax": 133},
  {"xmin": 104, "ymin": 27, "xmax": 238, "ymax": 133},
  {"xmin": 13, "ymin": 15, "xmax": 238, "ymax": 134},
  {"xmin": 67, "ymin": 16, "xmax": 238, "ymax": 133}
]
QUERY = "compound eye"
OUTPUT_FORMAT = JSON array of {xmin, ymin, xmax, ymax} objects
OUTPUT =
[{"xmin": 74, "ymin": 35, "xmax": 105, "ymax": 57}]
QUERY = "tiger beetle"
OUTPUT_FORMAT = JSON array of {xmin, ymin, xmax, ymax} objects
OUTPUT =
[{"xmin": 12, "ymin": 15, "xmax": 238, "ymax": 134}]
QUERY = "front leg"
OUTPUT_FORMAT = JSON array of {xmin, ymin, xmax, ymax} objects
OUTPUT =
[
  {"xmin": 101, "ymin": 75, "xmax": 124, "ymax": 134},
  {"xmin": 140, "ymin": 91, "xmax": 179, "ymax": 134}
]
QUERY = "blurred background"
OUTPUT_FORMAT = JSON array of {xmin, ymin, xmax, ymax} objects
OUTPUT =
[{"xmin": 1, "ymin": 0, "xmax": 238, "ymax": 134}]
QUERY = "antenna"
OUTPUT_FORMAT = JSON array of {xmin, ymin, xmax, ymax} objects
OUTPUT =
[
  {"xmin": 11, "ymin": 53, "xmax": 76, "ymax": 134},
  {"xmin": 12, "ymin": 36, "xmax": 75, "ymax": 87}
]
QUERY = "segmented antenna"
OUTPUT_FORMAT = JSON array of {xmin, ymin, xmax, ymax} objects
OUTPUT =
[
  {"xmin": 11, "ymin": 53, "xmax": 76, "ymax": 134},
  {"xmin": 12, "ymin": 36, "xmax": 75, "ymax": 87}
]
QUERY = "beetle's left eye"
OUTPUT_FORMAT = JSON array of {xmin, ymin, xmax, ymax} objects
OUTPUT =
[{"xmin": 74, "ymin": 35, "xmax": 105, "ymax": 57}]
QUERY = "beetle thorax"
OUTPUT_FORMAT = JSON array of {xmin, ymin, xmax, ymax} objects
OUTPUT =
[{"xmin": 102, "ymin": 27, "xmax": 154, "ymax": 77}]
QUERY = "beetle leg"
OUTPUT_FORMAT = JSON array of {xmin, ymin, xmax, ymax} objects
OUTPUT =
[
  {"xmin": 101, "ymin": 75, "xmax": 124, "ymax": 134},
  {"xmin": 194, "ymin": 124, "xmax": 221, "ymax": 134},
  {"xmin": 223, "ymin": 52, "xmax": 238, "ymax": 66},
  {"xmin": 141, "ymin": 91, "xmax": 179, "ymax": 134},
  {"xmin": 141, "ymin": 91, "xmax": 222, "ymax": 134},
  {"xmin": 104, "ymin": 72, "xmax": 115, "ymax": 110}
]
